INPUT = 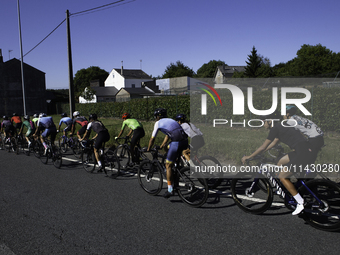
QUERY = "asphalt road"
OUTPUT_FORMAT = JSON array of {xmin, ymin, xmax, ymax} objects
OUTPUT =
[{"xmin": 0, "ymin": 148, "xmax": 339, "ymax": 255}]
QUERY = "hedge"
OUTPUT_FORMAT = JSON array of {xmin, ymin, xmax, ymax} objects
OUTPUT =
[{"xmin": 61, "ymin": 87, "xmax": 340, "ymax": 131}]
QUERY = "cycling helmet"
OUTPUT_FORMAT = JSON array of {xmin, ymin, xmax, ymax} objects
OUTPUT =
[
  {"xmin": 175, "ymin": 113, "xmax": 186, "ymax": 122},
  {"xmin": 154, "ymin": 108, "xmax": 167, "ymax": 118},
  {"xmin": 89, "ymin": 113, "xmax": 97, "ymax": 120},
  {"xmin": 39, "ymin": 113, "xmax": 46, "ymax": 118},
  {"xmin": 122, "ymin": 113, "xmax": 131, "ymax": 120},
  {"xmin": 3, "ymin": 116, "xmax": 8, "ymax": 120},
  {"xmin": 61, "ymin": 112, "xmax": 67, "ymax": 118},
  {"xmin": 73, "ymin": 111, "xmax": 80, "ymax": 117},
  {"xmin": 286, "ymin": 105, "xmax": 297, "ymax": 115},
  {"xmin": 33, "ymin": 113, "xmax": 38, "ymax": 118},
  {"xmin": 23, "ymin": 115, "xmax": 29, "ymax": 120}
]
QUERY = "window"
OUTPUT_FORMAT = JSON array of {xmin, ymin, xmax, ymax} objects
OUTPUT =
[{"xmin": 132, "ymin": 84, "xmax": 135, "ymax": 88}]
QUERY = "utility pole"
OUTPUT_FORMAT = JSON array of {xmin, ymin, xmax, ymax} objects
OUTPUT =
[
  {"xmin": 66, "ymin": 10, "xmax": 75, "ymax": 118},
  {"xmin": 17, "ymin": 0, "xmax": 26, "ymax": 115}
]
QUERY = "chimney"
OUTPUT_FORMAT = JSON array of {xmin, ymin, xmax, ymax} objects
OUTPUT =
[
  {"xmin": 0, "ymin": 49, "xmax": 3, "ymax": 63},
  {"xmin": 121, "ymin": 61, "xmax": 123, "ymax": 75}
]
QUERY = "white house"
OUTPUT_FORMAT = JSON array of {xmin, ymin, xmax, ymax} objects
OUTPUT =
[{"xmin": 104, "ymin": 66, "xmax": 153, "ymax": 90}]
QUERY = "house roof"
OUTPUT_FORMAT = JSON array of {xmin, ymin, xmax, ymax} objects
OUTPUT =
[
  {"xmin": 2, "ymin": 58, "xmax": 45, "ymax": 74},
  {"xmin": 114, "ymin": 68, "xmax": 152, "ymax": 79},
  {"xmin": 217, "ymin": 65, "xmax": 246, "ymax": 74},
  {"xmin": 93, "ymin": 87, "xmax": 118, "ymax": 97},
  {"xmin": 117, "ymin": 87, "xmax": 155, "ymax": 96}
]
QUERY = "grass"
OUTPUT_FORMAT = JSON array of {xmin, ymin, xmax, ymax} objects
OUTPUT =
[{"xmin": 51, "ymin": 115, "xmax": 340, "ymax": 166}]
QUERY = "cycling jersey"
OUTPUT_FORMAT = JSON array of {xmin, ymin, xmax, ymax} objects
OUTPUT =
[
  {"xmin": 152, "ymin": 118, "xmax": 188, "ymax": 163},
  {"xmin": 73, "ymin": 116, "xmax": 88, "ymax": 127},
  {"xmin": 37, "ymin": 117, "xmax": 56, "ymax": 129},
  {"xmin": 1, "ymin": 120, "xmax": 12, "ymax": 129},
  {"xmin": 32, "ymin": 118, "xmax": 39, "ymax": 125},
  {"xmin": 59, "ymin": 117, "xmax": 73, "ymax": 126},
  {"xmin": 87, "ymin": 121, "xmax": 108, "ymax": 134},
  {"xmin": 121, "ymin": 119, "xmax": 143, "ymax": 130},
  {"xmin": 181, "ymin": 122, "xmax": 203, "ymax": 138},
  {"xmin": 22, "ymin": 120, "xmax": 34, "ymax": 137},
  {"xmin": 286, "ymin": 115, "xmax": 324, "ymax": 138},
  {"xmin": 11, "ymin": 116, "xmax": 22, "ymax": 124},
  {"xmin": 267, "ymin": 123, "xmax": 317, "ymax": 175},
  {"xmin": 87, "ymin": 121, "xmax": 110, "ymax": 150},
  {"xmin": 151, "ymin": 118, "xmax": 187, "ymax": 141}
]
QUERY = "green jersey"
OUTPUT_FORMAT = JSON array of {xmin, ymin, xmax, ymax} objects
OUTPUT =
[{"xmin": 122, "ymin": 119, "xmax": 143, "ymax": 130}]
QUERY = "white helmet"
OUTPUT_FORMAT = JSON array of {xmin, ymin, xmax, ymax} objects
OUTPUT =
[
  {"xmin": 39, "ymin": 113, "xmax": 46, "ymax": 118},
  {"xmin": 73, "ymin": 111, "xmax": 80, "ymax": 117}
]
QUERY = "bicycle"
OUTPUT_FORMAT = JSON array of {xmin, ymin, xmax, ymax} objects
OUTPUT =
[
  {"xmin": 39, "ymin": 138, "xmax": 62, "ymax": 169},
  {"xmin": 0, "ymin": 133, "xmax": 4, "ymax": 150},
  {"xmin": 180, "ymin": 151, "xmax": 224, "ymax": 189},
  {"xmin": 231, "ymin": 154, "xmax": 340, "ymax": 231},
  {"xmin": 114, "ymin": 137, "xmax": 148, "ymax": 170},
  {"xmin": 58, "ymin": 134, "xmax": 82, "ymax": 158},
  {"xmin": 15, "ymin": 134, "xmax": 28, "ymax": 155},
  {"xmin": 3, "ymin": 134, "xmax": 17, "ymax": 153},
  {"xmin": 137, "ymin": 146, "xmax": 209, "ymax": 208},
  {"xmin": 81, "ymin": 140, "xmax": 120, "ymax": 178}
]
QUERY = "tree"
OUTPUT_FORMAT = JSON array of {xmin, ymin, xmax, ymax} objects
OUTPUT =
[
  {"xmin": 288, "ymin": 44, "xmax": 338, "ymax": 76},
  {"xmin": 244, "ymin": 46, "xmax": 262, "ymax": 78},
  {"xmin": 81, "ymin": 87, "xmax": 96, "ymax": 102},
  {"xmin": 196, "ymin": 60, "xmax": 226, "ymax": 78},
  {"xmin": 162, "ymin": 61, "xmax": 195, "ymax": 78},
  {"xmin": 73, "ymin": 66, "xmax": 109, "ymax": 100}
]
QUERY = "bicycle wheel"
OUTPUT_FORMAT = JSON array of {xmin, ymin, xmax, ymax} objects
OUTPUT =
[
  {"xmin": 58, "ymin": 136, "xmax": 68, "ymax": 153},
  {"xmin": 72, "ymin": 139, "xmax": 82, "ymax": 159},
  {"xmin": 82, "ymin": 149, "xmax": 97, "ymax": 173},
  {"xmin": 231, "ymin": 173, "xmax": 273, "ymax": 214},
  {"xmin": 0, "ymin": 134, "xmax": 4, "ymax": 150},
  {"xmin": 176, "ymin": 166, "xmax": 209, "ymax": 208},
  {"xmin": 52, "ymin": 146, "xmax": 63, "ymax": 169},
  {"xmin": 115, "ymin": 144, "xmax": 131, "ymax": 170},
  {"xmin": 39, "ymin": 145, "xmax": 49, "ymax": 164},
  {"xmin": 33, "ymin": 140, "xmax": 41, "ymax": 158},
  {"xmin": 197, "ymin": 155, "xmax": 223, "ymax": 189},
  {"xmin": 299, "ymin": 179, "xmax": 340, "ymax": 231},
  {"xmin": 104, "ymin": 149, "xmax": 120, "ymax": 178},
  {"xmin": 137, "ymin": 160, "xmax": 163, "ymax": 195}
]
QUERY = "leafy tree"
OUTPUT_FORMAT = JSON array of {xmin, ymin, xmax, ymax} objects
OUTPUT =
[
  {"xmin": 244, "ymin": 46, "xmax": 262, "ymax": 78},
  {"xmin": 162, "ymin": 61, "xmax": 195, "ymax": 78},
  {"xmin": 288, "ymin": 44, "xmax": 339, "ymax": 76},
  {"xmin": 196, "ymin": 60, "xmax": 226, "ymax": 78},
  {"xmin": 73, "ymin": 66, "xmax": 109, "ymax": 100}
]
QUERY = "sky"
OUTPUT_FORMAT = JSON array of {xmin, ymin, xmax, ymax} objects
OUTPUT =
[{"xmin": 1, "ymin": 0, "xmax": 340, "ymax": 89}]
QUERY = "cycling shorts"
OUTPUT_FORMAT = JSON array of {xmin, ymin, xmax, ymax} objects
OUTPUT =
[
  {"xmin": 77, "ymin": 125, "xmax": 87, "ymax": 136},
  {"xmin": 286, "ymin": 141, "xmax": 318, "ymax": 177},
  {"xmin": 166, "ymin": 139, "xmax": 188, "ymax": 163},
  {"xmin": 94, "ymin": 130, "xmax": 110, "ymax": 150},
  {"xmin": 131, "ymin": 127, "xmax": 145, "ymax": 145},
  {"xmin": 189, "ymin": 135, "xmax": 205, "ymax": 152},
  {"xmin": 63, "ymin": 124, "xmax": 72, "ymax": 132},
  {"xmin": 26, "ymin": 129, "xmax": 33, "ymax": 137},
  {"xmin": 41, "ymin": 126, "xmax": 57, "ymax": 143}
]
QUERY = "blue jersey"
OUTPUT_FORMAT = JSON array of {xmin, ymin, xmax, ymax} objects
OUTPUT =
[
  {"xmin": 38, "ymin": 116, "xmax": 56, "ymax": 129},
  {"xmin": 59, "ymin": 117, "xmax": 72, "ymax": 126},
  {"xmin": 151, "ymin": 118, "xmax": 187, "ymax": 141}
]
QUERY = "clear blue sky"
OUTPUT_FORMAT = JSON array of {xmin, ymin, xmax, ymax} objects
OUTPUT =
[{"xmin": 1, "ymin": 0, "xmax": 340, "ymax": 89}]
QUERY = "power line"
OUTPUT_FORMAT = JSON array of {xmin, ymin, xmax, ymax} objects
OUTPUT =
[
  {"xmin": 23, "ymin": 19, "xmax": 66, "ymax": 57},
  {"xmin": 23, "ymin": 0, "xmax": 136, "ymax": 57}
]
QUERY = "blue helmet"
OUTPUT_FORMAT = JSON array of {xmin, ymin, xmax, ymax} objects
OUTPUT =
[{"xmin": 286, "ymin": 105, "xmax": 297, "ymax": 115}]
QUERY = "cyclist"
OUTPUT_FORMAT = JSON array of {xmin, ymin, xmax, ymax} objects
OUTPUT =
[
  {"xmin": 79, "ymin": 114, "xmax": 110, "ymax": 171},
  {"xmin": 11, "ymin": 113, "xmax": 22, "ymax": 135},
  {"xmin": 34, "ymin": 113, "xmax": 57, "ymax": 155},
  {"xmin": 32, "ymin": 113, "xmax": 39, "ymax": 125},
  {"xmin": 58, "ymin": 113, "xmax": 73, "ymax": 137},
  {"xmin": 241, "ymin": 112, "xmax": 317, "ymax": 215},
  {"xmin": 1, "ymin": 116, "xmax": 16, "ymax": 143},
  {"xmin": 285, "ymin": 105, "xmax": 324, "ymax": 153},
  {"xmin": 147, "ymin": 108, "xmax": 188, "ymax": 198},
  {"xmin": 18, "ymin": 115, "xmax": 35, "ymax": 148},
  {"xmin": 70, "ymin": 111, "xmax": 89, "ymax": 140},
  {"xmin": 175, "ymin": 113, "xmax": 204, "ymax": 166},
  {"xmin": 115, "ymin": 113, "xmax": 145, "ymax": 163}
]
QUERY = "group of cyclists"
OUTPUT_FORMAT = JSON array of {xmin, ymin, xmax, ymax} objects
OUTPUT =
[{"xmin": 1, "ymin": 104, "xmax": 325, "ymax": 216}]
